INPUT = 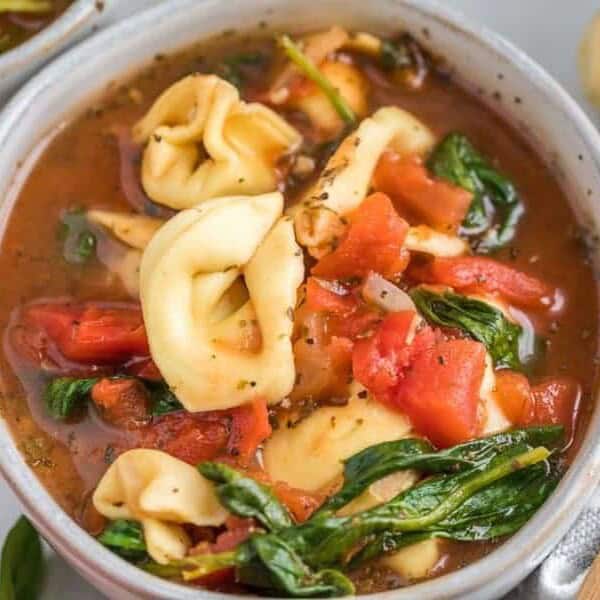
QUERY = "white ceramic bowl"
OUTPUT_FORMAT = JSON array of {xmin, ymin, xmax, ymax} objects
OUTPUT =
[{"xmin": 1, "ymin": 1, "xmax": 600, "ymax": 598}]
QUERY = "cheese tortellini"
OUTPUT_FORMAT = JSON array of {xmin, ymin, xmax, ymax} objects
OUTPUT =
[
  {"xmin": 93, "ymin": 449, "xmax": 228, "ymax": 564},
  {"xmin": 292, "ymin": 106, "xmax": 435, "ymax": 257},
  {"xmin": 140, "ymin": 192, "xmax": 304, "ymax": 412},
  {"xmin": 133, "ymin": 75, "xmax": 302, "ymax": 209},
  {"xmin": 263, "ymin": 383, "xmax": 413, "ymax": 492},
  {"xmin": 87, "ymin": 210, "xmax": 165, "ymax": 297}
]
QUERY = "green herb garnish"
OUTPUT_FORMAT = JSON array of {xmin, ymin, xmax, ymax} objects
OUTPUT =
[
  {"xmin": 44, "ymin": 377, "xmax": 97, "ymax": 420},
  {"xmin": 98, "ymin": 520, "xmax": 147, "ymax": 561},
  {"xmin": 277, "ymin": 34, "xmax": 356, "ymax": 126},
  {"xmin": 58, "ymin": 208, "xmax": 97, "ymax": 265}
]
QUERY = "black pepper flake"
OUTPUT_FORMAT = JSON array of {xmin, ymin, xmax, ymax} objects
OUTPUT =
[
  {"xmin": 250, "ymin": 381, "xmax": 257, "ymax": 387},
  {"xmin": 354, "ymin": 137, "xmax": 361, "ymax": 147},
  {"xmin": 286, "ymin": 307, "xmax": 294, "ymax": 321},
  {"xmin": 305, "ymin": 338, "xmax": 315, "ymax": 345},
  {"xmin": 153, "ymin": 134, "xmax": 162, "ymax": 143},
  {"xmin": 437, "ymin": 355, "xmax": 445, "ymax": 365},
  {"xmin": 104, "ymin": 445, "xmax": 116, "ymax": 465},
  {"xmin": 357, "ymin": 390, "xmax": 368, "ymax": 399},
  {"xmin": 380, "ymin": 290, "xmax": 388, "ymax": 298},
  {"xmin": 319, "ymin": 192, "xmax": 329, "ymax": 201}
]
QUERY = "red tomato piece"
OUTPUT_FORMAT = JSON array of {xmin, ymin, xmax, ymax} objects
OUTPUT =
[
  {"xmin": 227, "ymin": 399, "xmax": 272, "ymax": 465},
  {"xmin": 312, "ymin": 193, "xmax": 410, "ymax": 280},
  {"xmin": 409, "ymin": 256, "xmax": 556, "ymax": 309},
  {"xmin": 494, "ymin": 370, "xmax": 534, "ymax": 425},
  {"xmin": 352, "ymin": 311, "xmax": 435, "ymax": 399},
  {"xmin": 373, "ymin": 152, "xmax": 473, "ymax": 233},
  {"xmin": 393, "ymin": 339, "xmax": 487, "ymax": 448},
  {"xmin": 305, "ymin": 277, "xmax": 357, "ymax": 315},
  {"xmin": 530, "ymin": 377, "xmax": 581, "ymax": 441},
  {"xmin": 91, "ymin": 377, "xmax": 151, "ymax": 430},
  {"xmin": 139, "ymin": 412, "xmax": 230, "ymax": 465},
  {"xmin": 22, "ymin": 302, "xmax": 149, "ymax": 364}
]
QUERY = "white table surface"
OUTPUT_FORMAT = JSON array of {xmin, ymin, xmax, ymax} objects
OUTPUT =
[{"xmin": 1, "ymin": 0, "xmax": 599, "ymax": 597}]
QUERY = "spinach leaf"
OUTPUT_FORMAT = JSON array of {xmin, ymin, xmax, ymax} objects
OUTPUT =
[
  {"xmin": 44, "ymin": 377, "xmax": 98, "ymax": 420},
  {"xmin": 411, "ymin": 287, "xmax": 524, "ymax": 369},
  {"xmin": 145, "ymin": 380, "xmax": 183, "ymax": 416},
  {"xmin": 97, "ymin": 520, "xmax": 148, "ymax": 561},
  {"xmin": 58, "ymin": 208, "xmax": 97, "ymax": 265},
  {"xmin": 351, "ymin": 460, "xmax": 559, "ymax": 567},
  {"xmin": 427, "ymin": 133, "xmax": 524, "ymax": 252},
  {"xmin": 0, "ymin": 516, "xmax": 45, "ymax": 600},
  {"xmin": 199, "ymin": 462, "xmax": 293, "ymax": 532},
  {"xmin": 237, "ymin": 535, "xmax": 354, "ymax": 597}
]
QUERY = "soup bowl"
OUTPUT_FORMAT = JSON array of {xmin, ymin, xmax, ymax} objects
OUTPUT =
[
  {"xmin": 0, "ymin": 0, "xmax": 163, "ymax": 103},
  {"xmin": 0, "ymin": 0, "xmax": 599, "ymax": 598}
]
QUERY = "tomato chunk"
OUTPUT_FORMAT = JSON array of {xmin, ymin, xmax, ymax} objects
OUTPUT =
[
  {"xmin": 373, "ymin": 152, "xmax": 473, "ymax": 233},
  {"xmin": 393, "ymin": 339, "xmax": 487, "ymax": 448},
  {"xmin": 530, "ymin": 377, "xmax": 581, "ymax": 440},
  {"xmin": 312, "ymin": 193, "xmax": 410, "ymax": 280},
  {"xmin": 352, "ymin": 311, "xmax": 435, "ymax": 399},
  {"xmin": 305, "ymin": 277, "xmax": 357, "ymax": 315},
  {"xmin": 91, "ymin": 378, "xmax": 150, "ymax": 429},
  {"xmin": 227, "ymin": 399, "xmax": 272, "ymax": 465},
  {"xmin": 409, "ymin": 256, "xmax": 556, "ymax": 309},
  {"xmin": 494, "ymin": 370, "xmax": 533, "ymax": 424},
  {"xmin": 22, "ymin": 302, "xmax": 149, "ymax": 364},
  {"xmin": 139, "ymin": 412, "xmax": 230, "ymax": 465}
]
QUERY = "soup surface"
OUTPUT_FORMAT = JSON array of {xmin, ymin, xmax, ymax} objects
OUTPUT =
[
  {"xmin": 0, "ymin": 1, "xmax": 73, "ymax": 53},
  {"xmin": 0, "ymin": 27, "xmax": 597, "ymax": 596}
]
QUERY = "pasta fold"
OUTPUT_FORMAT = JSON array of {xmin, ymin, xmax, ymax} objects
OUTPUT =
[
  {"xmin": 93, "ymin": 449, "xmax": 228, "ymax": 564},
  {"xmin": 292, "ymin": 106, "xmax": 435, "ymax": 257},
  {"xmin": 133, "ymin": 75, "xmax": 301, "ymax": 209},
  {"xmin": 139, "ymin": 193, "xmax": 304, "ymax": 412},
  {"xmin": 263, "ymin": 382, "xmax": 413, "ymax": 492}
]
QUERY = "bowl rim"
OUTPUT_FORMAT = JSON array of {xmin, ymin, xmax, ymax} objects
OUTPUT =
[
  {"xmin": 1, "ymin": 0, "xmax": 600, "ymax": 598},
  {"xmin": 0, "ymin": 0, "xmax": 98, "ymax": 77}
]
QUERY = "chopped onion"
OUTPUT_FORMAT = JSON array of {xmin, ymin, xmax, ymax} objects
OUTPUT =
[{"xmin": 362, "ymin": 272, "xmax": 415, "ymax": 312}]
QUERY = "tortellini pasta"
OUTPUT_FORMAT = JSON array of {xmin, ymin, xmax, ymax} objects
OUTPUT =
[
  {"xmin": 292, "ymin": 106, "xmax": 435, "ymax": 256},
  {"xmin": 87, "ymin": 210, "xmax": 165, "ymax": 297},
  {"xmin": 133, "ymin": 75, "xmax": 302, "ymax": 209},
  {"xmin": 93, "ymin": 449, "xmax": 228, "ymax": 564},
  {"xmin": 263, "ymin": 382, "xmax": 413, "ymax": 492},
  {"xmin": 140, "ymin": 192, "xmax": 304, "ymax": 412}
]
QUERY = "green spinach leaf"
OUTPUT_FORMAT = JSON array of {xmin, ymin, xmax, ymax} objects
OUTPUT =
[
  {"xmin": 427, "ymin": 133, "xmax": 524, "ymax": 252},
  {"xmin": 44, "ymin": 377, "xmax": 98, "ymax": 420},
  {"xmin": 0, "ymin": 516, "xmax": 45, "ymax": 600},
  {"xmin": 411, "ymin": 287, "xmax": 524, "ymax": 369},
  {"xmin": 97, "ymin": 520, "xmax": 148, "ymax": 561},
  {"xmin": 58, "ymin": 208, "xmax": 97, "ymax": 265},
  {"xmin": 199, "ymin": 462, "xmax": 293, "ymax": 532}
]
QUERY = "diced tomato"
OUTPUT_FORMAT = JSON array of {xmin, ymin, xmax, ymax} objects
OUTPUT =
[
  {"xmin": 393, "ymin": 339, "xmax": 487, "ymax": 448},
  {"xmin": 494, "ymin": 370, "xmax": 533, "ymax": 424},
  {"xmin": 409, "ymin": 256, "xmax": 556, "ymax": 309},
  {"xmin": 373, "ymin": 152, "xmax": 473, "ymax": 233},
  {"xmin": 530, "ymin": 377, "xmax": 581, "ymax": 441},
  {"xmin": 227, "ymin": 399, "xmax": 272, "ymax": 465},
  {"xmin": 22, "ymin": 302, "xmax": 149, "ymax": 364},
  {"xmin": 244, "ymin": 469, "xmax": 323, "ymax": 523},
  {"xmin": 305, "ymin": 277, "xmax": 357, "ymax": 315},
  {"xmin": 127, "ymin": 358, "xmax": 162, "ymax": 381},
  {"xmin": 139, "ymin": 412, "xmax": 230, "ymax": 465},
  {"xmin": 312, "ymin": 193, "xmax": 410, "ymax": 280},
  {"xmin": 271, "ymin": 480, "xmax": 323, "ymax": 522},
  {"xmin": 291, "ymin": 334, "xmax": 353, "ymax": 403},
  {"xmin": 352, "ymin": 311, "xmax": 435, "ymax": 399},
  {"xmin": 91, "ymin": 377, "xmax": 151, "ymax": 429}
]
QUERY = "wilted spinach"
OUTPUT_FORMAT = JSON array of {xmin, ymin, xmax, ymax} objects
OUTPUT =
[
  {"xmin": 97, "ymin": 520, "xmax": 147, "ymax": 561},
  {"xmin": 427, "ymin": 133, "xmax": 524, "ymax": 252},
  {"xmin": 411, "ymin": 287, "xmax": 524, "ymax": 369}
]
